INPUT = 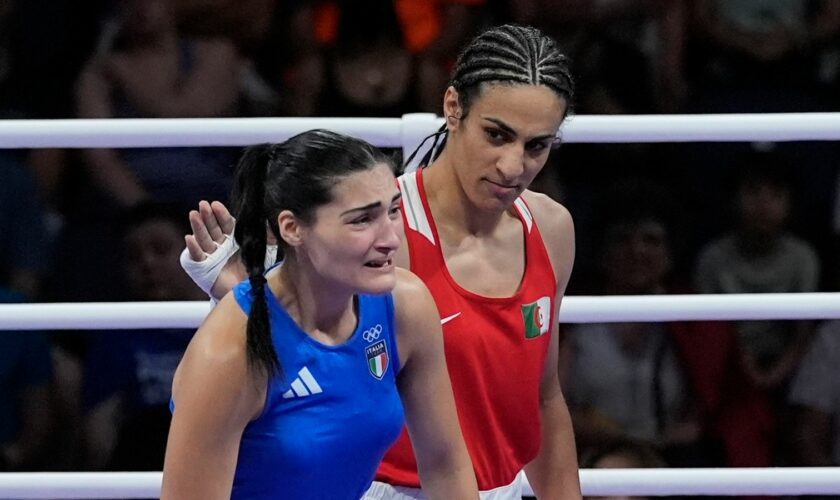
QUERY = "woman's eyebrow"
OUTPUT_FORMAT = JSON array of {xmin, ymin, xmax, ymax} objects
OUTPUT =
[
  {"xmin": 483, "ymin": 117, "xmax": 516, "ymax": 135},
  {"xmin": 484, "ymin": 117, "xmax": 555, "ymax": 141},
  {"xmin": 340, "ymin": 193, "xmax": 401, "ymax": 216}
]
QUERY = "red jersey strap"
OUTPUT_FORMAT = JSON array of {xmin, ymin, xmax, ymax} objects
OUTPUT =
[
  {"xmin": 398, "ymin": 171, "xmax": 535, "ymax": 243},
  {"xmin": 399, "ymin": 169, "xmax": 553, "ymax": 291}
]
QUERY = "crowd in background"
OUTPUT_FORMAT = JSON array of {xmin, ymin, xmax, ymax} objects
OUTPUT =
[{"xmin": 1, "ymin": 0, "xmax": 840, "ymax": 494}]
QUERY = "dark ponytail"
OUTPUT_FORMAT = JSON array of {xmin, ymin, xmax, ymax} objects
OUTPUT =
[{"xmin": 232, "ymin": 144, "xmax": 281, "ymax": 377}]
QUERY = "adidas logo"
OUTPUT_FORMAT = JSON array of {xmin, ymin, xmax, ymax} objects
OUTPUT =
[{"xmin": 282, "ymin": 367, "xmax": 323, "ymax": 399}]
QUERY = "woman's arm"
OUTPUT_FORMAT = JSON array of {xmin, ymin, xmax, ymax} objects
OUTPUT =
[
  {"xmin": 131, "ymin": 39, "xmax": 242, "ymax": 118},
  {"xmin": 392, "ymin": 269, "xmax": 478, "ymax": 500},
  {"xmin": 522, "ymin": 191, "xmax": 581, "ymax": 499},
  {"xmin": 75, "ymin": 58, "xmax": 148, "ymax": 206},
  {"xmin": 161, "ymin": 293, "xmax": 264, "ymax": 499}
]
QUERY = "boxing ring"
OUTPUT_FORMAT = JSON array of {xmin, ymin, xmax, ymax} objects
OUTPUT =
[{"xmin": 2, "ymin": 112, "xmax": 840, "ymax": 498}]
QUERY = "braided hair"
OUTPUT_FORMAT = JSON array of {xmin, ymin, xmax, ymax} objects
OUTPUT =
[
  {"xmin": 451, "ymin": 24, "xmax": 574, "ymax": 116},
  {"xmin": 406, "ymin": 24, "xmax": 575, "ymax": 168}
]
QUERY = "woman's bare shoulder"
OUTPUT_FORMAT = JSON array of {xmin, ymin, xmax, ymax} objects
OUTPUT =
[
  {"xmin": 175, "ymin": 293, "xmax": 253, "ymax": 394},
  {"xmin": 521, "ymin": 190, "xmax": 573, "ymax": 241},
  {"xmin": 173, "ymin": 292, "xmax": 264, "ymax": 418},
  {"xmin": 521, "ymin": 190, "xmax": 575, "ymax": 279},
  {"xmin": 392, "ymin": 268, "xmax": 437, "ymax": 314}
]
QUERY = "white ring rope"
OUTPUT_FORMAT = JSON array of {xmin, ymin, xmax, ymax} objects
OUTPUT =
[
  {"xmin": 0, "ymin": 117, "xmax": 404, "ymax": 149},
  {"xmin": 1, "ymin": 468, "xmax": 839, "ymax": 499},
  {"xmin": 1, "ymin": 293, "xmax": 838, "ymax": 331},
  {"xmin": 3, "ymin": 114, "xmax": 837, "ymax": 497},
  {"xmin": 2, "ymin": 113, "xmax": 840, "ymax": 149},
  {"xmin": 0, "ymin": 472, "xmax": 160, "ymax": 499}
]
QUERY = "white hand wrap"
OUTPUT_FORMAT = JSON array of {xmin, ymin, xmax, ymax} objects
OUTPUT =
[{"xmin": 180, "ymin": 233, "xmax": 240, "ymax": 296}]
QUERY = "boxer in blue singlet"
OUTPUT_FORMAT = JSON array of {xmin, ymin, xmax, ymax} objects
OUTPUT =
[
  {"xmin": 161, "ymin": 130, "xmax": 477, "ymax": 500},
  {"xmin": 228, "ymin": 281, "xmax": 403, "ymax": 499}
]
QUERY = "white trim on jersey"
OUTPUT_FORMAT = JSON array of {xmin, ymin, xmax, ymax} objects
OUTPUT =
[
  {"xmin": 398, "ymin": 173, "xmax": 435, "ymax": 245},
  {"xmin": 513, "ymin": 198, "xmax": 533, "ymax": 233}
]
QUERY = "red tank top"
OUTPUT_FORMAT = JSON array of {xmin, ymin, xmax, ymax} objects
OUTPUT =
[{"xmin": 376, "ymin": 169, "xmax": 558, "ymax": 490}]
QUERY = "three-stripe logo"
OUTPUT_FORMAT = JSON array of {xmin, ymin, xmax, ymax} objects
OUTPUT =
[{"xmin": 282, "ymin": 367, "xmax": 323, "ymax": 399}]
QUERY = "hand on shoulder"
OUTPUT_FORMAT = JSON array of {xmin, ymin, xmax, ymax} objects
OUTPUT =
[
  {"xmin": 185, "ymin": 200, "xmax": 237, "ymax": 262},
  {"xmin": 181, "ymin": 201, "xmax": 246, "ymax": 300}
]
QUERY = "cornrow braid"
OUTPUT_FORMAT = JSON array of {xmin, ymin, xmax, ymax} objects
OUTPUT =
[
  {"xmin": 451, "ymin": 24, "xmax": 574, "ymax": 117},
  {"xmin": 405, "ymin": 24, "xmax": 574, "ymax": 169}
]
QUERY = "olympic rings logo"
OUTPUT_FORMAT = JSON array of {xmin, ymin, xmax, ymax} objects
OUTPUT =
[{"xmin": 363, "ymin": 324, "xmax": 383, "ymax": 342}]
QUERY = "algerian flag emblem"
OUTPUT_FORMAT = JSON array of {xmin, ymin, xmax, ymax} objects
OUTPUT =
[
  {"xmin": 366, "ymin": 340, "xmax": 389, "ymax": 380},
  {"xmin": 522, "ymin": 296, "xmax": 551, "ymax": 339}
]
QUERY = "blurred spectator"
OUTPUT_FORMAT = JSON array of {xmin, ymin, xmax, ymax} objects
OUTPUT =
[
  {"xmin": 689, "ymin": 0, "xmax": 840, "ymax": 112},
  {"xmin": 0, "ymin": 288, "xmax": 52, "ymax": 472},
  {"xmin": 315, "ymin": 1, "xmax": 420, "ymax": 117},
  {"xmin": 0, "ymin": 154, "xmax": 50, "ymax": 301},
  {"xmin": 0, "ymin": 159, "xmax": 52, "ymax": 469},
  {"xmin": 581, "ymin": 437, "xmax": 667, "ymax": 469},
  {"xmin": 509, "ymin": 0, "xmax": 688, "ymax": 113},
  {"xmin": 1, "ymin": 0, "xmax": 69, "ymax": 275},
  {"xmin": 694, "ymin": 155, "xmax": 820, "ymax": 396},
  {"xmin": 684, "ymin": 0, "xmax": 840, "ymax": 257},
  {"xmin": 173, "ymin": 0, "xmax": 278, "ymax": 50},
  {"xmin": 75, "ymin": 0, "xmax": 240, "ymax": 207},
  {"xmin": 563, "ymin": 181, "xmax": 776, "ymax": 468},
  {"xmin": 82, "ymin": 203, "xmax": 203, "ymax": 470},
  {"xmin": 0, "ymin": 0, "xmax": 12, "ymax": 115},
  {"xmin": 693, "ymin": 153, "xmax": 822, "ymax": 468},
  {"xmin": 830, "ymin": 169, "xmax": 840, "ymax": 291},
  {"xmin": 524, "ymin": 437, "xmax": 667, "ymax": 500},
  {"xmin": 0, "ymin": 326, "xmax": 52, "ymax": 471},
  {"xmin": 168, "ymin": 0, "xmax": 281, "ymax": 116},
  {"xmin": 59, "ymin": 0, "xmax": 240, "ymax": 310},
  {"xmin": 281, "ymin": 0, "xmax": 484, "ymax": 116},
  {"xmin": 0, "ymin": 0, "xmax": 106, "ymax": 119},
  {"xmin": 581, "ymin": 438, "xmax": 667, "ymax": 500},
  {"xmin": 405, "ymin": 0, "xmax": 487, "ymax": 112},
  {"xmin": 788, "ymin": 319, "xmax": 840, "ymax": 466},
  {"xmin": 563, "ymin": 183, "xmax": 717, "ymax": 467}
]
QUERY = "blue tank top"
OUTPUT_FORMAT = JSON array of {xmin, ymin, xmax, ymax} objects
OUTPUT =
[{"xmin": 230, "ymin": 280, "xmax": 405, "ymax": 500}]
